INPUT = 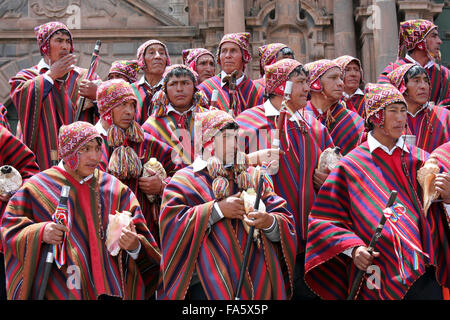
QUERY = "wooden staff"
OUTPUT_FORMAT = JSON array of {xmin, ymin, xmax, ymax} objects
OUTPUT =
[
  {"xmin": 38, "ymin": 185, "xmax": 70, "ymax": 300},
  {"xmin": 222, "ymin": 70, "xmax": 238, "ymax": 117},
  {"xmin": 347, "ymin": 190, "xmax": 398, "ymax": 300},
  {"xmin": 235, "ymin": 170, "xmax": 265, "ymax": 300},
  {"xmin": 74, "ymin": 40, "xmax": 101, "ymax": 122}
]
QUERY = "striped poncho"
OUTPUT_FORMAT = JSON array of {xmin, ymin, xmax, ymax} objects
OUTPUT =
[
  {"xmin": 142, "ymin": 103, "xmax": 209, "ymax": 167},
  {"xmin": 236, "ymin": 104, "xmax": 334, "ymax": 252},
  {"xmin": 198, "ymin": 74, "xmax": 264, "ymax": 117},
  {"xmin": 431, "ymin": 141, "xmax": 450, "ymax": 171},
  {"xmin": 98, "ymin": 131, "xmax": 179, "ymax": 244},
  {"xmin": 0, "ymin": 167, "xmax": 161, "ymax": 300},
  {"xmin": 306, "ymin": 101, "xmax": 364, "ymax": 155},
  {"xmin": 0, "ymin": 104, "xmax": 11, "ymax": 131},
  {"xmin": 158, "ymin": 165, "xmax": 297, "ymax": 300},
  {"xmin": 406, "ymin": 103, "xmax": 450, "ymax": 153},
  {"xmin": 378, "ymin": 58, "xmax": 450, "ymax": 105},
  {"xmin": 0, "ymin": 126, "xmax": 40, "ymax": 250},
  {"xmin": 131, "ymin": 81, "xmax": 161, "ymax": 125},
  {"xmin": 9, "ymin": 65, "xmax": 99, "ymax": 170},
  {"xmin": 305, "ymin": 142, "xmax": 449, "ymax": 299},
  {"xmin": 343, "ymin": 94, "xmax": 366, "ymax": 119}
]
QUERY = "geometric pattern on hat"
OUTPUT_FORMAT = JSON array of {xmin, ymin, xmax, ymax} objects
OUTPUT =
[
  {"xmin": 398, "ymin": 19, "xmax": 437, "ymax": 58},
  {"xmin": 136, "ymin": 39, "xmax": 171, "ymax": 69},
  {"xmin": 364, "ymin": 83, "xmax": 407, "ymax": 121},
  {"xmin": 304, "ymin": 59, "xmax": 341, "ymax": 92},
  {"xmin": 34, "ymin": 21, "xmax": 73, "ymax": 56},
  {"xmin": 217, "ymin": 32, "xmax": 252, "ymax": 66},
  {"xmin": 58, "ymin": 121, "xmax": 101, "ymax": 161},
  {"xmin": 258, "ymin": 43, "xmax": 288, "ymax": 75},
  {"xmin": 108, "ymin": 60, "xmax": 140, "ymax": 83},
  {"xmin": 264, "ymin": 58, "xmax": 302, "ymax": 95},
  {"xmin": 386, "ymin": 63, "xmax": 417, "ymax": 94},
  {"xmin": 333, "ymin": 55, "xmax": 363, "ymax": 82},
  {"xmin": 182, "ymin": 48, "xmax": 214, "ymax": 70},
  {"xmin": 96, "ymin": 79, "xmax": 138, "ymax": 124},
  {"xmin": 195, "ymin": 109, "xmax": 237, "ymax": 149}
]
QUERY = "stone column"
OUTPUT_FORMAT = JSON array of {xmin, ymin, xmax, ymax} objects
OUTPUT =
[
  {"xmin": 224, "ymin": 0, "xmax": 245, "ymax": 34},
  {"xmin": 333, "ymin": 0, "xmax": 357, "ymax": 57},
  {"xmin": 373, "ymin": 0, "xmax": 398, "ymax": 77}
]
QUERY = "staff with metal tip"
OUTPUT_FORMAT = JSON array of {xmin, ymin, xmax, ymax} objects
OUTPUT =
[{"xmin": 347, "ymin": 190, "xmax": 398, "ymax": 300}]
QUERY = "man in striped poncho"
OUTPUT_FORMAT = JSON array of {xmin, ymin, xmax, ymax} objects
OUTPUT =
[
  {"xmin": 378, "ymin": 19, "xmax": 449, "ymax": 106},
  {"xmin": 0, "ymin": 126, "xmax": 40, "ymax": 300},
  {"xmin": 0, "ymin": 122, "xmax": 161, "ymax": 300},
  {"xmin": 305, "ymin": 83, "xmax": 449, "ymax": 300},
  {"xmin": 158, "ymin": 110, "xmax": 297, "ymax": 300},
  {"xmin": 236, "ymin": 58, "xmax": 334, "ymax": 300},
  {"xmin": 197, "ymin": 32, "xmax": 264, "ymax": 117},
  {"xmin": 9, "ymin": 21, "xmax": 100, "ymax": 171},
  {"xmin": 386, "ymin": 63, "xmax": 449, "ymax": 153}
]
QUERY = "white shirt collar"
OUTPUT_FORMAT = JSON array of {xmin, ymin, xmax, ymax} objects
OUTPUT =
[
  {"xmin": 166, "ymin": 103, "xmax": 195, "ymax": 116},
  {"xmin": 192, "ymin": 156, "xmax": 208, "ymax": 172},
  {"xmin": 220, "ymin": 70, "xmax": 245, "ymax": 88},
  {"xmin": 407, "ymin": 102, "xmax": 432, "ymax": 118},
  {"xmin": 405, "ymin": 53, "xmax": 434, "ymax": 70},
  {"xmin": 94, "ymin": 120, "xmax": 108, "ymax": 136},
  {"xmin": 264, "ymin": 99, "xmax": 301, "ymax": 122},
  {"xmin": 343, "ymin": 88, "xmax": 364, "ymax": 99},
  {"xmin": 367, "ymin": 131, "xmax": 410, "ymax": 155},
  {"xmin": 138, "ymin": 75, "xmax": 164, "ymax": 88},
  {"xmin": 37, "ymin": 58, "xmax": 50, "ymax": 71}
]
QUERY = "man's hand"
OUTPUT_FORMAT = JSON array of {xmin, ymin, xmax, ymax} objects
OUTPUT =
[
  {"xmin": 138, "ymin": 175, "xmax": 164, "ymax": 195},
  {"xmin": 47, "ymin": 54, "xmax": 76, "ymax": 81},
  {"xmin": 78, "ymin": 79, "xmax": 98, "ymax": 100},
  {"xmin": 119, "ymin": 222, "xmax": 140, "ymax": 252},
  {"xmin": 313, "ymin": 167, "xmax": 330, "ymax": 190},
  {"xmin": 43, "ymin": 222, "xmax": 69, "ymax": 245},
  {"xmin": 435, "ymin": 173, "xmax": 450, "ymax": 204},
  {"xmin": 244, "ymin": 211, "xmax": 274, "ymax": 230},
  {"xmin": 248, "ymin": 148, "xmax": 285, "ymax": 166},
  {"xmin": 0, "ymin": 193, "xmax": 12, "ymax": 203},
  {"xmin": 352, "ymin": 246, "xmax": 380, "ymax": 271},
  {"xmin": 217, "ymin": 192, "xmax": 246, "ymax": 220}
]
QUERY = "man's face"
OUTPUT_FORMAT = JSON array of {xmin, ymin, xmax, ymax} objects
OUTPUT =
[
  {"xmin": 375, "ymin": 103, "xmax": 407, "ymax": 140},
  {"xmin": 196, "ymin": 54, "xmax": 216, "ymax": 83},
  {"xmin": 288, "ymin": 72, "xmax": 310, "ymax": 111},
  {"xmin": 108, "ymin": 73, "xmax": 131, "ymax": 83},
  {"xmin": 112, "ymin": 100, "xmax": 136, "ymax": 130},
  {"xmin": 48, "ymin": 31, "xmax": 72, "ymax": 63},
  {"xmin": 405, "ymin": 72, "xmax": 430, "ymax": 106},
  {"xmin": 320, "ymin": 67, "xmax": 344, "ymax": 102},
  {"xmin": 219, "ymin": 42, "xmax": 244, "ymax": 75},
  {"xmin": 213, "ymin": 129, "xmax": 238, "ymax": 164},
  {"xmin": 425, "ymin": 29, "xmax": 442, "ymax": 59},
  {"xmin": 144, "ymin": 44, "xmax": 167, "ymax": 75},
  {"xmin": 75, "ymin": 139, "xmax": 102, "ymax": 177},
  {"xmin": 166, "ymin": 75, "xmax": 195, "ymax": 110},
  {"xmin": 343, "ymin": 61, "xmax": 361, "ymax": 93}
]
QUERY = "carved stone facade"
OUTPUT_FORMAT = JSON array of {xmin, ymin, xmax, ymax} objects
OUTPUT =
[{"xmin": 0, "ymin": 0, "xmax": 448, "ymax": 109}]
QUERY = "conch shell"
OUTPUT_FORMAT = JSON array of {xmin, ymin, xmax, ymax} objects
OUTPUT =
[
  {"xmin": 142, "ymin": 157, "xmax": 167, "ymax": 202},
  {"xmin": 0, "ymin": 165, "xmax": 22, "ymax": 196},
  {"xmin": 106, "ymin": 210, "xmax": 133, "ymax": 256},
  {"xmin": 240, "ymin": 188, "xmax": 266, "ymax": 248},
  {"xmin": 417, "ymin": 158, "xmax": 440, "ymax": 215},
  {"xmin": 318, "ymin": 146, "xmax": 342, "ymax": 172}
]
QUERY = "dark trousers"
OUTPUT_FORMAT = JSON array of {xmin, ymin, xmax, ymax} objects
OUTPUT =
[
  {"xmin": 404, "ymin": 267, "xmax": 443, "ymax": 300},
  {"xmin": 292, "ymin": 252, "xmax": 320, "ymax": 300},
  {"xmin": 188, "ymin": 282, "xmax": 208, "ymax": 300},
  {"xmin": 0, "ymin": 253, "xmax": 6, "ymax": 300}
]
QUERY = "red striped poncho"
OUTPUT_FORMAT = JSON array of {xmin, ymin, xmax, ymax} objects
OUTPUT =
[
  {"xmin": 0, "ymin": 126, "xmax": 40, "ymax": 250},
  {"xmin": 305, "ymin": 142, "xmax": 449, "ymax": 299},
  {"xmin": 406, "ymin": 104, "xmax": 450, "ymax": 153},
  {"xmin": 306, "ymin": 101, "xmax": 364, "ymax": 155},
  {"xmin": 0, "ymin": 104, "xmax": 11, "ymax": 131},
  {"xmin": 131, "ymin": 81, "xmax": 161, "ymax": 125},
  {"xmin": 9, "ymin": 65, "xmax": 100, "ymax": 170},
  {"xmin": 158, "ymin": 165, "xmax": 297, "ymax": 300},
  {"xmin": 431, "ymin": 141, "xmax": 450, "ymax": 171},
  {"xmin": 198, "ymin": 74, "xmax": 264, "ymax": 116},
  {"xmin": 236, "ymin": 105, "xmax": 334, "ymax": 252},
  {"xmin": 0, "ymin": 167, "xmax": 161, "ymax": 300},
  {"xmin": 98, "ymin": 131, "xmax": 179, "ymax": 244},
  {"xmin": 342, "ymin": 94, "xmax": 366, "ymax": 119},
  {"xmin": 142, "ymin": 104, "xmax": 210, "ymax": 167},
  {"xmin": 378, "ymin": 58, "xmax": 450, "ymax": 105}
]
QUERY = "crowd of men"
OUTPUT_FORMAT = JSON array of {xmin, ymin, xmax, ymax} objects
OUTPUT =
[{"xmin": 0, "ymin": 19, "xmax": 449, "ymax": 300}]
